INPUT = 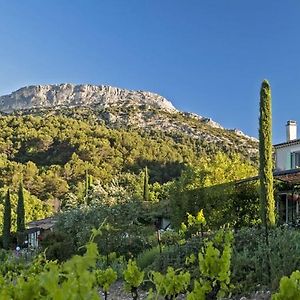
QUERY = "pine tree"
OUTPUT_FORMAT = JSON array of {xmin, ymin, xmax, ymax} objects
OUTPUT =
[
  {"xmin": 143, "ymin": 166, "xmax": 149, "ymax": 201},
  {"xmin": 2, "ymin": 189, "xmax": 11, "ymax": 249},
  {"xmin": 17, "ymin": 181, "xmax": 26, "ymax": 232},
  {"xmin": 259, "ymin": 80, "xmax": 275, "ymax": 227}
]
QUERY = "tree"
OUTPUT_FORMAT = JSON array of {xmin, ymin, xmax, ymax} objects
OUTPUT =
[
  {"xmin": 17, "ymin": 181, "xmax": 26, "ymax": 232},
  {"xmin": 259, "ymin": 80, "xmax": 275, "ymax": 227},
  {"xmin": 143, "ymin": 166, "xmax": 149, "ymax": 201},
  {"xmin": 85, "ymin": 170, "xmax": 93, "ymax": 197},
  {"xmin": 2, "ymin": 189, "xmax": 11, "ymax": 249}
]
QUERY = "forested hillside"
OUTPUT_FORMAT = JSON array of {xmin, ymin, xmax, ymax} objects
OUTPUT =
[{"xmin": 0, "ymin": 109, "xmax": 259, "ymax": 231}]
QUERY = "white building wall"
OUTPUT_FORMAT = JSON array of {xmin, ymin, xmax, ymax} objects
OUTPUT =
[{"xmin": 275, "ymin": 144, "xmax": 300, "ymax": 171}]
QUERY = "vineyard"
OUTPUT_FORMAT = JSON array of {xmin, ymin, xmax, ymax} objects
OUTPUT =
[{"xmin": 1, "ymin": 210, "xmax": 300, "ymax": 299}]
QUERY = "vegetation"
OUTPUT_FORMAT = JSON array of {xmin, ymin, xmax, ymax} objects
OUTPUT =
[
  {"xmin": 143, "ymin": 166, "xmax": 150, "ymax": 201},
  {"xmin": 0, "ymin": 85, "xmax": 299, "ymax": 299},
  {"xmin": 2, "ymin": 189, "xmax": 11, "ymax": 249},
  {"xmin": 17, "ymin": 181, "xmax": 26, "ymax": 233},
  {"xmin": 259, "ymin": 79, "xmax": 275, "ymax": 226}
]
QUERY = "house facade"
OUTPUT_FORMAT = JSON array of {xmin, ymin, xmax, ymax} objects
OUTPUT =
[
  {"xmin": 274, "ymin": 120, "xmax": 300, "ymax": 224},
  {"xmin": 25, "ymin": 217, "xmax": 56, "ymax": 248}
]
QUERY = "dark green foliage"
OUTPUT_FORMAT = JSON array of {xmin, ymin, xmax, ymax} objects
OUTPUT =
[
  {"xmin": 232, "ymin": 227, "xmax": 300, "ymax": 293},
  {"xmin": 2, "ymin": 190, "xmax": 11, "ymax": 249},
  {"xmin": 143, "ymin": 166, "xmax": 149, "ymax": 201},
  {"xmin": 40, "ymin": 231, "xmax": 75, "ymax": 261},
  {"xmin": 16, "ymin": 182, "xmax": 25, "ymax": 233},
  {"xmin": 136, "ymin": 246, "xmax": 161, "ymax": 270},
  {"xmin": 149, "ymin": 235, "xmax": 204, "ymax": 275},
  {"xmin": 55, "ymin": 201, "xmax": 155, "ymax": 258},
  {"xmin": 259, "ymin": 80, "xmax": 275, "ymax": 226}
]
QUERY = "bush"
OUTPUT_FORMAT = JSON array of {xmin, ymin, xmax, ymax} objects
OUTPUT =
[
  {"xmin": 149, "ymin": 235, "xmax": 204, "ymax": 276},
  {"xmin": 136, "ymin": 246, "xmax": 161, "ymax": 270},
  {"xmin": 40, "ymin": 231, "xmax": 75, "ymax": 262},
  {"xmin": 96, "ymin": 252, "xmax": 126, "ymax": 279},
  {"xmin": 160, "ymin": 230, "xmax": 182, "ymax": 247},
  {"xmin": 232, "ymin": 227, "xmax": 300, "ymax": 294}
]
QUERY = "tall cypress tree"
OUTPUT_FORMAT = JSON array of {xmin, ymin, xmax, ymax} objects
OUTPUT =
[
  {"xmin": 84, "ymin": 170, "xmax": 93, "ymax": 204},
  {"xmin": 143, "ymin": 166, "xmax": 149, "ymax": 201},
  {"xmin": 85, "ymin": 170, "xmax": 89, "ymax": 198},
  {"xmin": 17, "ymin": 181, "xmax": 26, "ymax": 232},
  {"xmin": 2, "ymin": 189, "xmax": 11, "ymax": 249},
  {"xmin": 259, "ymin": 80, "xmax": 275, "ymax": 227}
]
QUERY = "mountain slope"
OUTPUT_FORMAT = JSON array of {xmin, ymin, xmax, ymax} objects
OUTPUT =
[
  {"xmin": 0, "ymin": 84, "xmax": 258, "ymax": 161},
  {"xmin": 0, "ymin": 84, "xmax": 176, "ymax": 113}
]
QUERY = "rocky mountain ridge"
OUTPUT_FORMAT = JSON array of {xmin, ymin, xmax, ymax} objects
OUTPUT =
[
  {"xmin": 0, "ymin": 84, "xmax": 176, "ymax": 113},
  {"xmin": 0, "ymin": 84, "xmax": 258, "ymax": 159}
]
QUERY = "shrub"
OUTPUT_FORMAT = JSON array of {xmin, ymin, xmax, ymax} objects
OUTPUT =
[
  {"xmin": 232, "ymin": 227, "xmax": 300, "ymax": 294},
  {"xmin": 160, "ymin": 230, "xmax": 182, "ymax": 247},
  {"xmin": 149, "ymin": 235, "xmax": 204, "ymax": 277},
  {"xmin": 40, "ymin": 231, "xmax": 75, "ymax": 262},
  {"xmin": 136, "ymin": 246, "xmax": 161, "ymax": 270}
]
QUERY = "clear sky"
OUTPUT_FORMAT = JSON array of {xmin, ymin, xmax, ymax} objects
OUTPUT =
[{"xmin": 0, "ymin": 0, "xmax": 299, "ymax": 143}]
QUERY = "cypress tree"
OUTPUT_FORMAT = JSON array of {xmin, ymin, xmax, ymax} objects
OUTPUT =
[
  {"xmin": 85, "ymin": 170, "xmax": 89, "ymax": 198},
  {"xmin": 84, "ymin": 170, "xmax": 93, "ymax": 204},
  {"xmin": 17, "ymin": 181, "xmax": 26, "ymax": 232},
  {"xmin": 259, "ymin": 80, "xmax": 275, "ymax": 227},
  {"xmin": 143, "ymin": 166, "xmax": 149, "ymax": 201},
  {"xmin": 2, "ymin": 189, "xmax": 11, "ymax": 249}
]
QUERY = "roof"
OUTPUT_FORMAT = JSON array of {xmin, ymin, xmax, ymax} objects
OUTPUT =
[
  {"xmin": 27, "ymin": 217, "xmax": 57, "ymax": 230},
  {"xmin": 26, "ymin": 227, "xmax": 41, "ymax": 234},
  {"xmin": 236, "ymin": 168, "xmax": 300, "ymax": 185},
  {"xmin": 273, "ymin": 169, "xmax": 300, "ymax": 185},
  {"xmin": 274, "ymin": 139, "xmax": 300, "ymax": 149}
]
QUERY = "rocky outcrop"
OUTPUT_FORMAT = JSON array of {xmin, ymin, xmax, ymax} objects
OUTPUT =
[
  {"xmin": 0, "ymin": 84, "xmax": 258, "ymax": 158},
  {"xmin": 0, "ymin": 84, "xmax": 177, "ymax": 113}
]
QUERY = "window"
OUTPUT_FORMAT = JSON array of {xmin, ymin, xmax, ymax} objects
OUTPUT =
[{"xmin": 291, "ymin": 151, "xmax": 300, "ymax": 169}]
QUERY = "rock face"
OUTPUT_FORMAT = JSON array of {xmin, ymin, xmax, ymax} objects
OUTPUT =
[
  {"xmin": 0, "ymin": 84, "xmax": 177, "ymax": 113},
  {"xmin": 0, "ymin": 84, "xmax": 258, "ymax": 158}
]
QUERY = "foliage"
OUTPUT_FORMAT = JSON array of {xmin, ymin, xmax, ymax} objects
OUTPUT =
[
  {"xmin": 232, "ymin": 227, "xmax": 300, "ymax": 293},
  {"xmin": 96, "ymin": 252, "xmax": 126, "ymax": 279},
  {"xmin": 95, "ymin": 267, "xmax": 117, "ymax": 300},
  {"xmin": 259, "ymin": 79, "xmax": 275, "ymax": 226},
  {"xmin": 169, "ymin": 153, "xmax": 258, "ymax": 229},
  {"xmin": 0, "ymin": 240, "xmax": 101, "ymax": 299},
  {"xmin": 187, "ymin": 229, "xmax": 233, "ymax": 300},
  {"xmin": 0, "ymin": 113, "xmax": 257, "ymax": 214},
  {"xmin": 272, "ymin": 270, "xmax": 300, "ymax": 300},
  {"xmin": 160, "ymin": 230, "xmax": 182, "ymax": 247},
  {"xmin": 143, "ymin": 166, "xmax": 150, "ymax": 201},
  {"xmin": 0, "ymin": 187, "xmax": 52, "ymax": 233},
  {"xmin": 149, "ymin": 266, "xmax": 190, "ymax": 299},
  {"xmin": 180, "ymin": 209, "xmax": 207, "ymax": 240},
  {"xmin": 123, "ymin": 259, "xmax": 144, "ymax": 300},
  {"xmin": 2, "ymin": 189, "xmax": 11, "ymax": 249},
  {"xmin": 55, "ymin": 201, "xmax": 155, "ymax": 258},
  {"xmin": 17, "ymin": 181, "xmax": 26, "ymax": 233},
  {"xmin": 40, "ymin": 231, "xmax": 75, "ymax": 262},
  {"xmin": 149, "ymin": 235, "xmax": 204, "ymax": 276},
  {"xmin": 136, "ymin": 246, "xmax": 161, "ymax": 270}
]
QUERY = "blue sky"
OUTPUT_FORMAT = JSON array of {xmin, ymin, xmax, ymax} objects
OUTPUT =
[{"xmin": 0, "ymin": 1, "xmax": 299, "ymax": 143}]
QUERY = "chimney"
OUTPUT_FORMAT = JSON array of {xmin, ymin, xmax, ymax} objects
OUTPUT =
[{"xmin": 286, "ymin": 120, "xmax": 297, "ymax": 142}]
